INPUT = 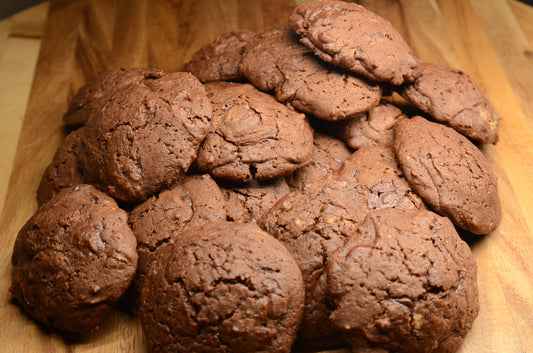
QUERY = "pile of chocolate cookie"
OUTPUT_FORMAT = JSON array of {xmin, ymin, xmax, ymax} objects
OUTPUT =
[{"xmin": 10, "ymin": 1, "xmax": 502, "ymax": 352}]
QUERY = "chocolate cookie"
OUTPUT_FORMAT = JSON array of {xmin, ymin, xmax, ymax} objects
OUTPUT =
[
  {"xmin": 139, "ymin": 221, "xmax": 305, "ymax": 353},
  {"xmin": 63, "ymin": 67, "xmax": 163, "ymax": 126},
  {"xmin": 37, "ymin": 128, "xmax": 86, "ymax": 205},
  {"xmin": 80, "ymin": 71, "xmax": 212, "ymax": 202},
  {"xmin": 240, "ymin": 26, "xmax": 382, "ymax": 121},
  {"xmin": 327, "ymin": 208, "xmax": 479, "ymax": 353},
  {"xmin": 398, "ymin": 63, "xmax": 501, "ymax": 144},
  {"xmin": 195, "ymin": 81, "xmax": 313, "ymax": 182},
  {"xmin": 219, "ymin": 178, "xmax": 291, "ymax": 223},
  {"xmin": 285, "ymin": 132, "xmax": 352, "ymax": 189},
  {"xmin": 327, "ymin": 101, "xmax": 407, "ymax": 150},
  {"xmin": 128, "ymin": 174, "xmax": 226, "ymax": 306},
  {"xmin": 394, "ymin": 116, "xmax": 501, "ymax": 234},
  {"xmin": 289, "ymin": 0, "xmax": 420, "ymax": 85},
  {"xmin": 259, "ymin": 175, "xmax": 365, "ymax": 345},
  {"xmin": 260, "ymin": 146, "xmax": 425, "ymax": 344},
  {"xmin": 10, "ymin": 184, "xmax": 138, "ymax": 333},
  {"xmin": 184, "ymin": 29, "xmax": 257, "ymax": 83},
  {"xmin": 336, "ymin": 145, "xmax": 426, "ymax": 211}
]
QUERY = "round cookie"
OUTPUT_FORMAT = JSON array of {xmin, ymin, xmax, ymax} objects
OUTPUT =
[
  {"xmin": 289, "ymin": 0, "xmax": 420, "ymax": 85},
  {"xmin": 240, "ymin": 26, "xmax": 382, "ymax": 121},
  {"xmin": 326, "ymin": 101, "xmax": 407, "ymax": 150},
  {"xmin": 139, "ymin": 221, "xmax": 305, "ymax": 353},
  {"xmin": 128, "ymin": 174, "xmax": 226, "ymax": 306},
  {"xmin": 63, "ymin": 67, "xmax": 163, "ymax": 126},
  {"xmin": 285, "ymin": 132, "xmax": 352, "ymax": 189},
  {"xmin": 184, "ymin": 29, "xmax": 257, "ymax": 83},
  {"xmin": 80, "ymin": 71, "xmax": 212, "ymax": 202},
  {"xmin": 336, "ymin": 145, "xmax": 426, "ymax": 211},
  {"xmin": 394, "ymin": 116, "xmax": 501, "ymax": 234},
  {"xmin": 327, "ymin": 208, "xmax": 479, "ymax": 353},
  {"xmin": 195, "ymin": 81, "xmax": 313, "ymax": 182},
  {"xmin": 398, "ymin": 62, "xmax": 501, "ymax": 144},
  {"xmin": 10, "ymin": 184, "xmax": 138, "ymax": 333},
  {"xmin": 219, "ymin": 178, "xmax": 291, "ymax": 223},
  {"xmin": 259, "ymin": 146, "xmax": 424, "ymax": 344},
  {"xmin": 259, "ymin": 174, "xmax": 365, "ymax": 345},
  {"xmin": 37, "ymin": 128, "xmax": 86, "ymax": 205}
]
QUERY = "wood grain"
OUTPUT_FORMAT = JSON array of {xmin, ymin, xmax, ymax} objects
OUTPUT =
[
  {"xmin": 0, "ymin": 0, "xmax": 532, "ymax": 352},
  {"xmin": 0, "ymin": 2, "xmax": 48, "ymax": 215}
]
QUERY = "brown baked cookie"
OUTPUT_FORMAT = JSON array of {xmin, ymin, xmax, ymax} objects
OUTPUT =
[
  {"xmin": 80, "ymin": 72, "xmax": 212, "ymax": 202},
  {"xmin": 394, "ymin": 116, "xmax": 501, "ymax": 234},
  {"xmin": 289, "ymin": 0, "xmax": 420, "ymax": 85},
  {"xmin": 139, "ymin": 221, "xmax": 305, "ymax": 353},
  {"xmin": 398, "ymin": 62, "xmax": 501, "ymax": 144},
  {"xmin": 63, "ymin": 67, "xmax": 163, "ymax": 126},
  {"xmin": 260, "ymin": 146, "xmax": 424, "ymax": 344},
  {"xmin": 10, "ymin": 184, "xmax": 137, "ymax": 333},
  {"xmin": 37, "ymin": 128, "xmax": 86, "ymax": 205},
  {"xmin": 337, "ymin": 145, "xmax": 426, "ymax": 211},
  {"xmin": 259, "ymin": 174, "xmax": 363, "ymax": 346},
  {"xmin": 327, "ymin": 208, "xmax": 479, "ymax": 353},
  {"xmin": 184, "ymin": 29, "xmax": 257, "ymax": 83},
  {"xmin": 195, "ymin": 81, "xmax": 313, "ymax": 182},
  {"xmin": 326, "ymin": 101, "xmax": 407, "ymax": 150},
  {"xmin": 240, "ymin": 26, "xmax": 382, "ymax": 121},
  {"xmin": 285, "ymin": 132, "xmax": 352, "ymax": 189},
  {"xmin": 128, "ymin": 174, "xmax": 226, "ymax": 307},
  {"xmin": 219, "ymin": 178, "xmax": 291, "ymax": 223}
]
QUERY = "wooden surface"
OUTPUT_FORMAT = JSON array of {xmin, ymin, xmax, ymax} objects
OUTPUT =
[{"xmin": 0, "ymin": 0, "xmax": 532, "ymax": 352}]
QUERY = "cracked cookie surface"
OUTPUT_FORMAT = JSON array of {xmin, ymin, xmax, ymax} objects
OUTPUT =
[
  {"xmin": 394, "ymin": 116, "xmax": 501, "ymax": 234},
  {"xmin": 37, "ymin": 128, "xmax": 86, "ymax": 205},
  {"xmin": 139, "ymin": 221, "xmax": 304, "ymax": 353},
  {"xmin": 184, "ymin": 29, "xmax": 257, "ymax": 83},
  {"xmin": 10, "ymin": 184, "xmax": 138, "ymax": 333},
  {"xmin": 128, "ymin": 174, "xmax": 226, "ymax": 306},
  {"xmin": 326, "ymin": 101, "xmax": 407, "ymax": 150},
  {"xmin": 80, "ymin": 71, "xmax": 212, "ymax": 202},
  {"xmin": 63, "ymin": 67, "xmax": 163, "ymax": 126},
  {"xmin": 259, "ymin": 174, "xmax": 365, "ymax": 345},
  {"xmin": 260, "ymin": 146, "xmax": 424, "ymax": 344},
  {"xmin": 288, "ymin": 0, "xmax": 420, "ymax": 85},
  {"xmin": 195, "ymin": 81, "xmax": 313, "ymax": 182},
  {"xmin": 285, "ymin": 132, "xmax": 352, "ymax": 189},
  {"xmin": 240, "ymin": 26, "xmax": 382, "ymax": 121},
  {"xmin": 398, "ymin": 63, "xmax": 501, "ymax": 144},
  {"xmin": 219, "ymin": 178, "xmax": 291, "ymax": 223},
  {"xmin": 327, "ymin": 208, "xmax": 479, "ymax": 353}
]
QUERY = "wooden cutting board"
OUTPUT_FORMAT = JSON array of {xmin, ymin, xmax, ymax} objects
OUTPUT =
[{"xmin": 1, "ymin": 0, "xmax": 532, "ymax": 352}]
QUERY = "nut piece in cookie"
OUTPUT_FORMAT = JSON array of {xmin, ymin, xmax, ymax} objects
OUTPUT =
[
  {"xmin": 184, "ymin": 29, "xmax": 257, "ymax": 83},
  {"xmin": 394, "ymin": 116, "xmax": 501, "ymax": 234},
  {"xmin": 37, "ymin": 128, "xmax": 86, "ymax": 205},
  {"xmin": 128, "ymin": 174, "xmax": 226, "ymax": 307},
  {"xmin": 80, "ymin": 71, "xmax": 212, "ymax": 202},
  {"xmin": 285, "ymin": 132, "xmax": 352, "ymax": 189},
  {"xmin": 240, "ymin": 26, "xmax": 382, "ymax": 121},
  {"xmin": 63, "ymin": 67, "xmax": 164, "ymax": 126},
  {"xmin": 289, "ymin": 0, "xmax": 420, "ymax": 85},
  {"xmin": 139, "ymin": 221, "xmax": 305, "ymax": 353},
  {"xmin": 10, "ymin": 184, "xmax": 138, "ymax": 333},
  {"xmin": 398, "ymin": 63, "xmax": 501, "ymax": 144},
  {"xmin": 219, "ymin": 178, "xmax": 291, "ymax": 223},
  {"xmin": 327, "ymin": 208, "xmax": 479, "ymax": 353},
  {"xmin": 325, "ymin": 101, "xmax": 407, "ymax": 150},
  {"xmin": 195, "ymin": 81, "xmax": 313, "ymax": 182}
]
